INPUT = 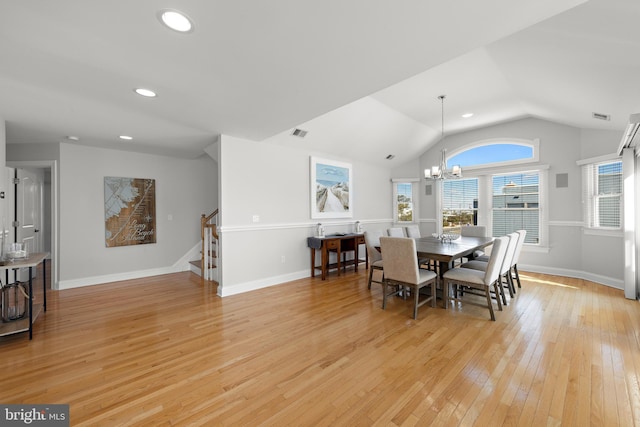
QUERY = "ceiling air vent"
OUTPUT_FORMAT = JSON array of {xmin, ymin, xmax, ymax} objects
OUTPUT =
[
  {"xmin": 291, "ymin": 128, "xmax": 308, "ymax": 138},
  {"xmin": 592, "ymin": 112, "xmax": 611, "ymax": 121}
]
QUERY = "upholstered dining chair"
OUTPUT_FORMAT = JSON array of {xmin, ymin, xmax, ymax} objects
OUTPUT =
[
  {"xmin": 403, "ymin": 225, "xmax": 435, "ymax": 271},
  {"xmin": 461, "ymin": 232, "xmax": 519, "ymax": 303},
  {"xmin": 387, "ymin": 227, "xmax": 405, "ymax": 237},
  {"xmin": 442, "ymin": 235, "xmax": 509, "ymax": 321},
  {"xmin": 460, "ymin": 225, "xmax": 488, "ymax": 259},
  {"xmin": 460, "ymin": 225, "xmax": 486, "ymax": 237},
  {"xmin": 404, "ymin": 225, "xmax": 421, "ymax": 238},
  {"xmin": 379, "ymin": 237, "xmax": 437, "ymax": 320},
  {"xmin": 364, "ymin": 230, "xmax": 384, "ymax": 290},
  {"xmin": 511, "ymin": 229, "xmax": 527, "ymax": 289}
]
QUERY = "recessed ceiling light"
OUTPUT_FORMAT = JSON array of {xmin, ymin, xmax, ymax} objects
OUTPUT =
[
  {"xmin": 119, "ymin": 135, "xmax": 133, "ymax": 141},
  {"xmin": 66, "ymin": 135, "xmax": 79, "ymax": 141},
  {"xmin": 158, "ymin": 9, "xmax": 194, "ymax": 33},
  {"xmin": 462, "ymin": 113, "xmax": 474, "ymax": 118},
  {"xmin": 134, "ymin": 88, "xmax": 157, "ymax": 98}
]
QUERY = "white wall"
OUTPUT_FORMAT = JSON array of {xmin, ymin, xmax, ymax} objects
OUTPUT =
[
  {"xmin": 414, "ymin": 117, "xmax": 624, "ymax": 288},
  {"xmin": 7, "ymin": 142, "xmax": 60, "ymax": 162},
  {"xmin": 217, "ymin": 135, "xmax": 393, "ymax": 296},
  {"xmin": 58, "ymin": 143, "xmax": 217, "ymax": 288}
]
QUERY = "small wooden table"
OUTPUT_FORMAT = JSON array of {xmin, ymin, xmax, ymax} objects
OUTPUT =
[
  {"xmin": 307, "ymin": 234, "xmax": 366, "ymax": 280},
  {"xmin": 0, "ymin": 252, "xmax": 49, "ymax": 340}
]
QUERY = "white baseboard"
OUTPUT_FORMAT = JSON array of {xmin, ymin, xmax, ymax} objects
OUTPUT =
[
  {"xmin": 217, "ymin": 269, "xmax": 309, "ymax": 297},
  {"xmin": 519, "ymin": 264, "xmax": 623, "ymax": 290},
  {"xmin": 217, "ymin": 263, "xmax": 623, "ymax": 298},
  {"xmin": 58, "ymin": 264, "xmax": 189, "ymax": 289}
]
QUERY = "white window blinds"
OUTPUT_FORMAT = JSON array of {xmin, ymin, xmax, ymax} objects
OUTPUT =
[
  {"xmin": 492, "ymin": 172, "xmax": 539, "ymax": 243},
  {"xmin": 442, "ymin": 178, "xmax": 479, "ymax": 234},
  {"xmin": 583, "ymin": 161, "xmax": 622, "ymax": 229}
]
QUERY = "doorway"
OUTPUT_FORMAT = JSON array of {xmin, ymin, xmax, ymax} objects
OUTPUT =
[{"xmin": 6, "ymin": 160, "xmax": 58, "ymax": 290}]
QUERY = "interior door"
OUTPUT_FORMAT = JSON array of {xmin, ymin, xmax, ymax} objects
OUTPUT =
[{"xmin": 15, "ymin": 168, "xmax": 42, "ymax": 280}]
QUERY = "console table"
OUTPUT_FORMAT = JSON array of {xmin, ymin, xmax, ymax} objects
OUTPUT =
[
  {"xmin": 0, "ymin": 252, "xmax": 48, "ymax": 340},
  {"xmin": 307, "ymin": 234, "xmax": 367, "ymax": 280}
]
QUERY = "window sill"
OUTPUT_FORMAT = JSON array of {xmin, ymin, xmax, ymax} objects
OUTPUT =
[
  {"xmin": 583, "ymin": 228, "xmax": 623, "ymax": 238},
  {"xmin": 522, "ymin": 244, "xmax": 550, "ymax": 254}
]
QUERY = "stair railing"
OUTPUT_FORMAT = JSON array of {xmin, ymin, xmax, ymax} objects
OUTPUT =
[{"xmin": 201, "ymin": 209, "xmax": 218, "ymax": 281}]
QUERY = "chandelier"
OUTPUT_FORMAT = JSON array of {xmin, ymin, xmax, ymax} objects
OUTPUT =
[{"xmin": 425, "ymin": 95, "xmax": 462, "ymax": 180}]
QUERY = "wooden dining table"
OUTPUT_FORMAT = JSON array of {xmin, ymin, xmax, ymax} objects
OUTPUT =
[{"xmin": 413, "ymin": 235, "xmax": 494, "ymax": 276}]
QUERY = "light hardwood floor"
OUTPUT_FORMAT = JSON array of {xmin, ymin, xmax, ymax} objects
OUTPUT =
[{"xmin": 1, "ymin": 266, "xmax": 639, "ymax": 426}]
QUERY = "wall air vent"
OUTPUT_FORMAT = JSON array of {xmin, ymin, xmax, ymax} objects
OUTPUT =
[
  {"xmin": 291, "ymin": 128, "xmax": 308, "ymax": 138},
  {"xmin": 592, "ymin": 112, "xmax": 611, "ymax": 121}
]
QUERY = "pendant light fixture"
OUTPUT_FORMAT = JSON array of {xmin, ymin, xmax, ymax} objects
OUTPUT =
[{"xmin": 425, "ymin": 95, "xmax": 462, "ymax": 180}]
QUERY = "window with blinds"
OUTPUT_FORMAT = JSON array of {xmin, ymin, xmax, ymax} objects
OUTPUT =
[
  {"xmin": 442, "ymin": 178, "xmax": 478, "ymax": 235},
  {"xmin": 583, "ymin": 160, "xmax": 622, "ymax": 229},
  {"xmin": 492, "ymin": 172, "xmax": 539, "ymax": 243},
  {"xmin": 394, "ymin": 182, "xmax": 414, "ymax": 222}
]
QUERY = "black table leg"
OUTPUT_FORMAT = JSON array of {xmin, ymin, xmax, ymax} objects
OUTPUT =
[
  {"xmin": 28, "ymin": 266, "xmax": 33, "ymax": 340},
  {"xmin": 43, "ymin": 259, "xmax": 47, "ymax": 312}
]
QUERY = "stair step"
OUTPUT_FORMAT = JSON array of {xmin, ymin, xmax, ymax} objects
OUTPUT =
[{"xmin": 190, "ymin": 260, "xmax": 216, "ymax": 269}]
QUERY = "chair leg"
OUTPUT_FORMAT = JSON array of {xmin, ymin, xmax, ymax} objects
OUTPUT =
[
  {"xmin": 431, "ymin": 280, "xmax": 436, "ymax": 308},
  {"xmin": 413, "ymin": 285, "xmax": 419, "ymax": 319},
  {"xmin": 368, "ymin": 267, "xmax": 374, "ymax": 290},
  {"xmin": 514, "ymin": 265, "xmax": 522, "ymax": 288},
  {"xmin": 497, "ymin": 276, "xmax": 508, "ymax": 305},
  {"xmin": 493, "ymin": 281, "xmax": 503, "ymax": 311},
  {"xmin": 507, "ymin": 272, "xmax": 516, "ymax": 295},
  {"xmin": 443, "ymin": 280, "xmax": 449, "ymax": 309},
  {"xmin": 503, "ymin": 274, "xmax": 514, "ymax": 299},
  {"xmin": 382, "ymin": 281, "xmax": 388, "ymax": 309},
  {"xmin": 486, "ymin": 285, "xmax": 496, "ymax": 321}
]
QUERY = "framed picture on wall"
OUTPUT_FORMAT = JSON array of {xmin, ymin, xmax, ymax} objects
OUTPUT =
[
  {"xmin": 310, "ymin": 156, "xmax": 353, "ymax": 219},
  {"xmin": 104, "ymin": 176, "xmax": 156, "ymax": 247}
]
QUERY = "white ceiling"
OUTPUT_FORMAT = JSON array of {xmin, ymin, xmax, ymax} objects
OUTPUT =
[{"xmin": 1, "ymin": 0, "xmax": 638, "ymax": 165}]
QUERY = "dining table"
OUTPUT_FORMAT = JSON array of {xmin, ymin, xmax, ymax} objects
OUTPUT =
[{"xmin": 413, "ymin": 235, "xmax": 494, "ymax": 276}]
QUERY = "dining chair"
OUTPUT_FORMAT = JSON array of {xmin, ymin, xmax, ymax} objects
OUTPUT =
[
  {"xmin": 364, "ymin": 230, "xmax": 384, "ymax": 290},
  {"xmin": 460, "ymin": 225, "xmax": 488, "ymax": 259},
  {"xmin": 404, "ymin": 225, "xmax": 421, "ymax": 238},
  {"xmin": 461, "ymin": 232, "xmax": 519, "ymax": 303},
  {"xmin": 387, "ymin": 227, "xmax": 405, "ymax": 237},
  {"xmin": 379, "ymin": 237, "xmax": 437, "ymax": 319},
  {"xmin": 460, "ymin": 225, "xmax": 486, "ymax": 237},
  {"xmin": 403, "ymin": 225, "xmax": 436, "ymax": 271},
  {"xmin": 511, "ymin": 229, "xmax": 527, "ymax": 289},
  {"xmin": 443, "ymin": 235, "xmax": 509, "ymax": 321}
]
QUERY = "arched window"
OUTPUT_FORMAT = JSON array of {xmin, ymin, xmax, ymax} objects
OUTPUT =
[
  {"xmin": 448, "ymin": 139, "xmax": 538, "ymax": 169},
  {"xmin": 438, "ymin": 139, "xmax": 543, "ymax": 244}
]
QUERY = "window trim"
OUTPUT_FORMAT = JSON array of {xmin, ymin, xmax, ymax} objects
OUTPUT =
[
  {"xmin": 581, "ymin": 159, "xmax": 623, "ymax": 231},
  {"xmin": 392, "ymin": 178, "xmax": 420, "ymax": 224},
  {"xmin": 489, "ymin": 169, "xmax": 547, "ymax": 246}
]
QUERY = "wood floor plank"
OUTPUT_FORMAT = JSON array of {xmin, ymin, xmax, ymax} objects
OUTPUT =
[{"xmin": 0, "ymin": 268, "xmax": 639, "ymax": 426}]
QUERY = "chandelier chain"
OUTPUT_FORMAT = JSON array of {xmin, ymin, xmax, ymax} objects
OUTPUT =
[{"xmin": 424, "ymin": 94, "xmax": 461, "ymax": 180}]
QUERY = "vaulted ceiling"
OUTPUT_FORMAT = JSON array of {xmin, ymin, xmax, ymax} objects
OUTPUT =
[{"xmin": 1, "ymin": 1, "xmax": 638, "ymax": 165}]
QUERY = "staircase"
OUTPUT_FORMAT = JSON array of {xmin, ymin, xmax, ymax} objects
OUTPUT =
[{"xmin": 190, "ymin": 209, "xmax": 218, "ymax": 282}]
